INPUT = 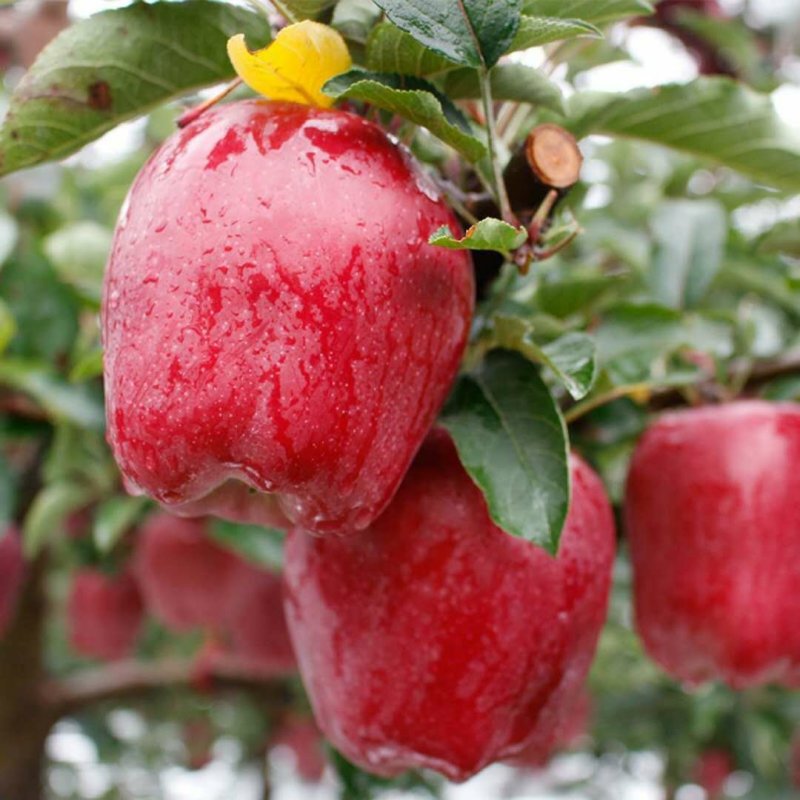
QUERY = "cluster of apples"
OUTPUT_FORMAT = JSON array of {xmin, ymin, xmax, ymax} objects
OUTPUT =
[
  {"xmin": 66, "ymin": 514, "xmax": 295, "ymax": 675},
  {"xmin": 99, "ymin": 98, "xmax": 800, "ymax": 781}
]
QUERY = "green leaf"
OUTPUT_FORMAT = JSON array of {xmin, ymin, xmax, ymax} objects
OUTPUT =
[
  {"xmin": 649, "ymin": 199, "xmax": 726, "ymax": 308},
  {"xmin": 208, "ymin": 519, "xmax": 285, "ymax": 572},
  {"xmin": 366, "ymin": 22, "xmax": 458, "ymax": 76},
  {"xmin": 43, "ymin": 221, "xmax": 113, "ymax": 305},
  {"xmin": 509, "ymin": 16, "xmax": 601, "ymax": 52},
  {"xmin": 0, "ymin": 1, "xmax": 270, "ymax": 178},
  {"xmin": 443, "ymin": 63, "xmax": 564, "ymax": 114},
  {"xmin": 0, "ymin": 358, "xmax": 105, "ymax": 430},
  {"xmin": 24, "ymin": 482, "xmax": 95, "ymax": 556},
  {"xmin": 757, "ymin": 219, "xmax": 800, "ymax": 257},
  {"xmin": 430, "ymin": 218, "xmax": 527, "ymax": 253},
  {"xmin": 324, "ymin": 70, "xmax": 486, "ymax": 161},
  {"xmin": 371, "ymin": 0, "xmax": 522, "ymax": 69},
  {"xmin": 537, "ymin": 274, "xmax": 629, "ymax": 318},
  {"xmin": 0, "ymin": 454, "xmax": 16, "ymax": 528},
  {"xmin": 521, "ymin": 0, "xmax": 653, "ymax": 24},
  {"xmin": 568, "ymin": 79, "xmax": 800, "ymax": 192},
  {"xmin": 332, "ymin": 0, "xmax": 384, "ymax": 44},
  {"xmin": 440, "ymin": 349, "xmax": 570, "ymax": 553},
  {"xmin": 760, "ymin": 374, "xmax": 800, "ymax": 402},
  {"xmin": 595, "ymin": 302, "xmax": 684, "ymax": 365},
  {"xmin": 493, "ymin": 316, "xmax": 597, "ymax": 400},
  {"xmin": 0, "ymin": 299, "xmax": 16, "ymax": 355},
  {"xmin": 94, "ymin": 496, "xmax": 149, "ymax": 553}
]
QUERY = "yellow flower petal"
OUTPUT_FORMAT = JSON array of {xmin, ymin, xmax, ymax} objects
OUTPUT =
[{"xmin": 227, "ymin": 21, "xmax": 351, "ymax": 109}]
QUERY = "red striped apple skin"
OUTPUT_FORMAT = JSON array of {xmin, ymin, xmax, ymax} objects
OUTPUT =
[
  {"xmin": 284, "ymin": 430, "xmax": 615, "ymax": 781},
  {"xmin": 103, "ymin": 101, "xmax": 473, "ymax": 535}
]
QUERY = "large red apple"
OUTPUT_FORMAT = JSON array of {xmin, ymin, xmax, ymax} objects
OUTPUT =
[
  {"xmin": 67, "ymin": 568, "xmax": 143, "ymax": 661},
  {"xmin": 102, "ymin": 100, "xmax": 474, "ymax": 534},
  {"xmin": 134, "ymin": 513, "xmax": 242, "ymax": 632},
  {"xmin": 284, "ymin": 429, "xmax": 615, "ymax": 781},
  {"xmin": 0, "ymin": 527, "xmax": 24, "ymax": 637},
  {"xmin": 626, "ymin": 401, "xmax": 800, "ymax": 688}
]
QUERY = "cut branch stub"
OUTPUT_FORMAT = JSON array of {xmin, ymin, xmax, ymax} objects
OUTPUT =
[{"xmin": 504, "ymin": 123, "xmax": 583, "ymax": 225}]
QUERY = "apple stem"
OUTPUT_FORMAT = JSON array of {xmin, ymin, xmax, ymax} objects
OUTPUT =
[
  {"xmin": 478, "ymin": 69, "xmax": 515, "ymax": 226},
  {"xmin": 177, "ymin": 78, "xmax": 243, "ymax": 129}
]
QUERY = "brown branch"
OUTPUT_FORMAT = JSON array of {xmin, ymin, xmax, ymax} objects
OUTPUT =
[{"xmin": 42, "ymin": 658, "xmax": 295, "ymax": 717}]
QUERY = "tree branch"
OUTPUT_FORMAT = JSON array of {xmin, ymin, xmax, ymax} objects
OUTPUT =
[{"xmin": 42, "ymin": 658, "xmax": 295, "ymax": 717}]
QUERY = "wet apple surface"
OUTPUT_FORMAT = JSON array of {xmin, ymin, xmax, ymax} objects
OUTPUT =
[
  {"xmin": 103, "ymin": 100, "xmax": 474, "ymax": 535},
  {"xmin": 284, "ymin": 430, "xmax": 615, "ymax": 781},
  {"xmin": 626, "ymin": 401, "xmax": 800, "ymax": 688}
]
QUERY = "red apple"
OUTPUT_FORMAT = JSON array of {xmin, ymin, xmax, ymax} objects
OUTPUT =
[
  {"xmin": 0, "ymin": 527, "xmax": 24, "ymax": 637},
  {"xmin": 134, "ymin": 513, "xmax": 242, "ymax": 632},
  {"xmin": 626, "ymin": 401, "xmax": 800, "ymax": 688},
  {"xmin": 67, "ymin": 568, "xmax": 143, "ymax": 661},
  {"xmin": 227, "ymin": 565, "xmax": 296, "ymax": 675},
  {"xmin": 102, "ymin": 100, "xmax": 474, "ymax": 535},
  {"xmin": 284, "ymin": 430, "xmax": 615, "ymax": 781}
]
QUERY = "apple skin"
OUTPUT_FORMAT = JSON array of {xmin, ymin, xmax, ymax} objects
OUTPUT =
[
  {"xmin": 0, "ymin": 527, "xmax": 25, "ymax": 637},
  {"xmin": 103, "ymin": 100, "xmax": 474, "ymax": 534},
  {"xmin": 134, "ymin": 513, "xmax": 243, "ymax": 632},
  {"xmin": 626, "ymin": 401, "xmax": 800, "ymax": 688},
  {"xmin": 284, "ymin": 429, "xmax": 615, "ymax": 781},
  {"xmin": 227, "ymin": 565, "xmax": 296, "ymax": 675},
  {"xmin": 67, "ymin": 569, "xmax": 143, "ymax": 661}
]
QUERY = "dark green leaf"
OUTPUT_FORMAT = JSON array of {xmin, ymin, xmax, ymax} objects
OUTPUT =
[
  {"xmin": 94, "ymin": 496, "xmax": 149, "ymax": 553},
  {"xmin": 366, "ymin": 21, "xmax": 458, "ymax": 76},
  {"xmin": 371, "ymin": 0, "xmax": 521, "ymax": 68},
  {"xmin": 521, "ymin": 0, "xmax": 653, "ymax": 24},
  {"xmin": 441, "ymin": 350, "xmax": 570, "ymax": 553},
  {"xmin": 595, "ymin": 303, "xmax": 684, "ymax": 365},
  {"xmin": 0, "ymin": 1, "xmax": 270, "ymax": 177},
  {"xmin": 208, "ymin": 519, "xmax": 285, "ymax": 571},
  {"xmin": 280, "ymin": 0, "xmax": 337, "ymax": 18},
  {"xmin": 509, "ymin": 16, "xmax": 601, "ymax": 52},
  {"xmin": 568, "ymin": 79, "xmax": 800, "ymax": 192},
  {"xmin": 444, "ymin": 63, "xmax": 564, "ymax": 114},
  {"xmin": 649, "ymin": 199, "xmax": 726, "ymax": 308},
  {"xmin": 430, "ymin": 218, "xmax": 527, "ymax": 253},
  {"xmin": 760, "ymin": 374, "xmax": 800, "ymax": 402},
  {"xmin": 537, "ymin": 274, "xmax": 629, "ymax": 319},
  {"xmin": 0, "ymin": 454, "xmax": 16, "ymax": 528},
  {"xmin": 324, "ymin": 70, "xmax": 486, "ymax": 161}
]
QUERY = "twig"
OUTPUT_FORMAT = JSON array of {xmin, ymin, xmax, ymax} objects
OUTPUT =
[{"xmin": 478, "ymin": 69, "xmax": 514, "ymax": 224}]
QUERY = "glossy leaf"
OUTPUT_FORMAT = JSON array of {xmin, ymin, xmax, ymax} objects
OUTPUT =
[
  {"xmin": 430, "ymin": 218, "xmax": 527, "ymax": 253},
  {"xmin": 227, "ymin": 21, "xmax": 351, "ymax": 108},
  {"xmin": 332, "ymin": 0, "xmax": 383, "ymax": 43},
  {"xmin": 509, "ymin": 16, "xmax": 600, "ymax": 52},
  {"xmin": 0, "ymin": 2, "xmax": 270, "ymax": 177},
  {"xmin": 366, "ymin": 22, "xmax": 457, "ymax": 76},
  {"xmin": 324, "ymin": 70, "xmax": 486, "ymax": 161},
  {"xmin": 444, "ymin": 63, "xmax": 564, "ymax": 113},
  {"xmin": 568, "ymin": 79, "xmax": 800, "ymax": 192},
  {"xmin": 371, "ymin": 0, "xmax": 522, "ymax": 69},
  {"xmin": 441, "ymin": 349, "xmax": 570, "ymax": 553},
  {"xmin": 650, "ymin": 200, "xmax": 726, "ymax": 308},
  {"xmin": 521, "ymin": 0, "xmax": 653, "ymax": 23}
]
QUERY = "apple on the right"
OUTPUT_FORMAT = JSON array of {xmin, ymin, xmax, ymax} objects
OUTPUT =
[{"xmin": 626, "ymin": 401, "xmax": 800, "ymax": 688}]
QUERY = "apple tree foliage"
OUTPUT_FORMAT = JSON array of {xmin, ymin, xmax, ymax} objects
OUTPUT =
[{"xmin": 0, "ymin": 0, "xmax": 799, "ymax": 798}]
